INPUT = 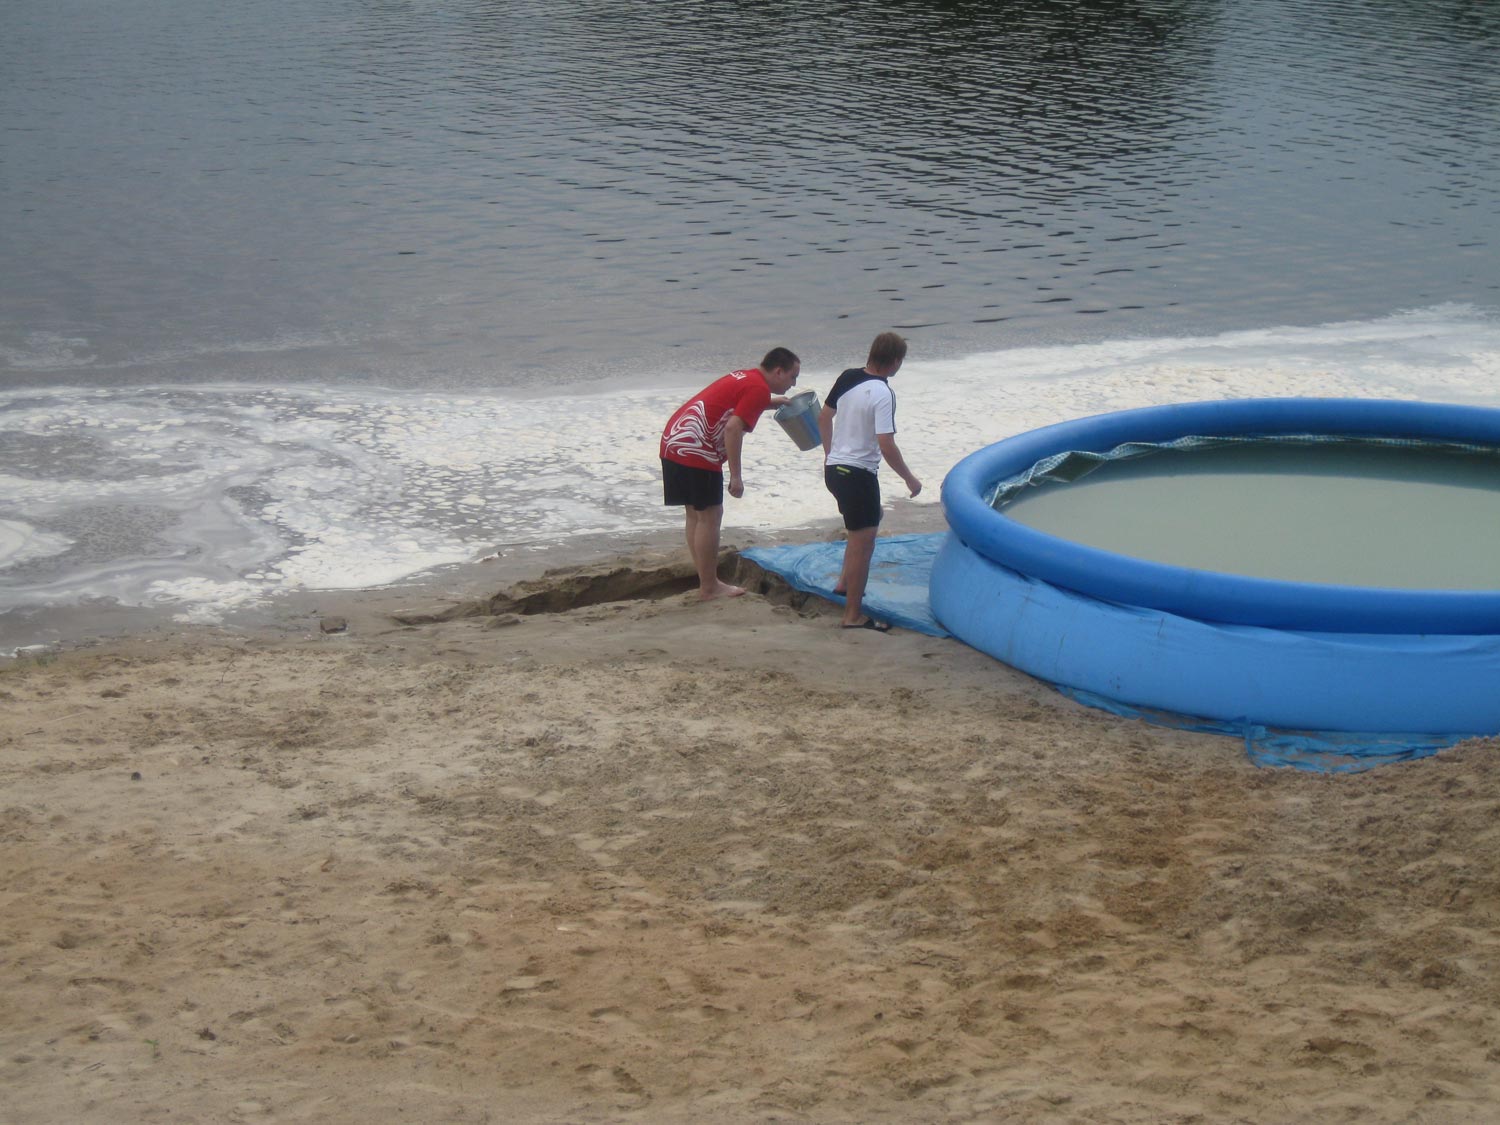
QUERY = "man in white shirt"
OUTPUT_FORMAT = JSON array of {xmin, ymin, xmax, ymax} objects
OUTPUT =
[{"xmin": 818, "ymin": 332, "xmax": 922, "ymax": 631}]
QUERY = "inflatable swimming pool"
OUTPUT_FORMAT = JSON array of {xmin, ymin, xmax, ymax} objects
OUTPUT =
[{"xmin": 931, "ymin": 399, "xmax": 1500, "ymax": 735}]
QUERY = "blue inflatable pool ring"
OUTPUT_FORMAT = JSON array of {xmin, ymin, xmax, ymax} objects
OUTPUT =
[{"xmin": 931, "ymin": 398, "xmax": 1500, "ymax": 736}]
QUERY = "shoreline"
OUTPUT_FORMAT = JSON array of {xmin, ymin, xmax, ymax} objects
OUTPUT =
[
  {"xmin": 1, "ymin": 503, "xmax": 950, "ymax": 662},
  {"xmin": 7, "ymin": 304, "xmax": 1499, "ymax": 664}
]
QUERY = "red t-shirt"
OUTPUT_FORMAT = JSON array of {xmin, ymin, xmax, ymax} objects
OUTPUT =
[{"xmin": 659, "ymin": 368, "xmax": 772, "ymax": 471}]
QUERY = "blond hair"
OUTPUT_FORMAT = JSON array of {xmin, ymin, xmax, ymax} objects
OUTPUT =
[{"xmin": 867, "ymin": 332, "xmax": 907, "ymax": 369}]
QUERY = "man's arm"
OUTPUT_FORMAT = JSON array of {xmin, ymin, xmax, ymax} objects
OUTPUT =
[
  {"xmin": 877, "ymin": 433, "xmax": 922, "ymax": 497},
  {"xmin": 724, "ymin": 414, "xmax": 748, "ymax": 498},
  {"xmin": 819, "ymin": 405, "xmax": 835, "ymax": 459}
]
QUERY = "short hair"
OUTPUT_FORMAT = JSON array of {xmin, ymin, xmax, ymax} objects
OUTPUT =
[
  {"xmin": 867, "ymin": 332, "xmax": 907, "ymax": 369},
  {"xmin": 760, "ymin": 346, "xmax": 800, "ymax": 373}
]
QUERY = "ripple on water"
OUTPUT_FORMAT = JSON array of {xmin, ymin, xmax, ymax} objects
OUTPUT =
[{"xmin": 1, "ymin": 0, "xmax": 1496, "ymax": 384}]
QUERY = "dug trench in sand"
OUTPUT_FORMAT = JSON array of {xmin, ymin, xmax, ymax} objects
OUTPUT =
[{"xmin": 3, "ymin": 548, "xmax": 1500, "ymax": 1122}]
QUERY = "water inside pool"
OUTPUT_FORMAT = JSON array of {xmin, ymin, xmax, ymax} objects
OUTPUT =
[{"xmin": 998, "ymin": 440, "xmax": 1500, "ymax": 590}]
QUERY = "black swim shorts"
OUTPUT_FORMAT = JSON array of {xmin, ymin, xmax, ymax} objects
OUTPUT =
[
  {"xmin": 661, "ymin": 457, "xmax": 724, "ymax": 510},
  {"xmin": 825, "ymin": 463, "xmax": 882, "ymax": 531}
]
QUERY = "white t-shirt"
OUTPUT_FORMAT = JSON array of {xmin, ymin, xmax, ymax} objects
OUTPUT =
[{"xmin": 826, "ymin": 376, "xmax": 895, "ymax": 474}]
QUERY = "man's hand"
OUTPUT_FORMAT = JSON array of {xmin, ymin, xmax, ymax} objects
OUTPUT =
[
  {"xmin": 906, "ymin": 476, "xmax": 923, "ymax": 498},
  {"xmin": 728, "ymin": 475, "xmax": 745, "ymax": 499}
]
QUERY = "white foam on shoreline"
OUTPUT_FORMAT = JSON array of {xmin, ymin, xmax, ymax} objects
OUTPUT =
[
  {"xmin": 0, "ymin": 519, "xmax": 73, "ymax": 570},
  {"xmin": 1, "ymin": 305, "xmax": 1496, "ymax": 625}
]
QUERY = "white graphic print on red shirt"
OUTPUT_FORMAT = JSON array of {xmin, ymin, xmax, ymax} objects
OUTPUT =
[{"xmin": 659, "ymin": 370, "xmax": 770, "ymax": 470}]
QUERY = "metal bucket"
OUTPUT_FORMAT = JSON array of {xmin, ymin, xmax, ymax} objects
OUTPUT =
[{"xmin": 774, "ymin": 390, "xmax": 822, "ymax": 451}]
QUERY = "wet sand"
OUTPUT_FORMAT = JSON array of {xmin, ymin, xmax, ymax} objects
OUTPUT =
[{"xmin": 4, "ymin": 539, "xmax": 1500, "ymax": 1123}]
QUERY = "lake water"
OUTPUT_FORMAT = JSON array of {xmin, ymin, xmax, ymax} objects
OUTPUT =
[{"xmin": 2, "ymin": 0, "xmax": 1498, "ymax": 648}]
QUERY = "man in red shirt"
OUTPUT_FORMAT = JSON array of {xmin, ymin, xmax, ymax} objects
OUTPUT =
[{"xmin": 661, "ymin": 347, "xmax": 801, "ymax": 599}]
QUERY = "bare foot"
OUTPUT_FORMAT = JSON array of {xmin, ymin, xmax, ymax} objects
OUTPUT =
[{"xmin": 698, "ymin": 582, "xmax": 746, "ymax": 601}]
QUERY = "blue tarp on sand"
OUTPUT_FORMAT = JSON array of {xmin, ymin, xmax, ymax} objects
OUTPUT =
[
  {"xmin": 742, "ymin": 532, "xmax": 1472, "ymax": 772},
  {"xmin": 741, "ymin": 533, "xmax": 950, "ymax": 638}
]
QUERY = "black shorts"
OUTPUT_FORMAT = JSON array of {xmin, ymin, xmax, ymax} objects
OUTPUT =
[
  {"xmin": 825, "ymin": 463, "xmax": 882, "ymax": 531},
  {"xmin": 661, "ymin": 457, "xmax": 724, "ymax": 510}
]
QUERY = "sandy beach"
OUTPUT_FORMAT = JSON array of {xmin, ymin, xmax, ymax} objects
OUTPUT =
[{"xmin": 4, "ymin": 534, "xmax": 1500, "ymax": 1124}]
